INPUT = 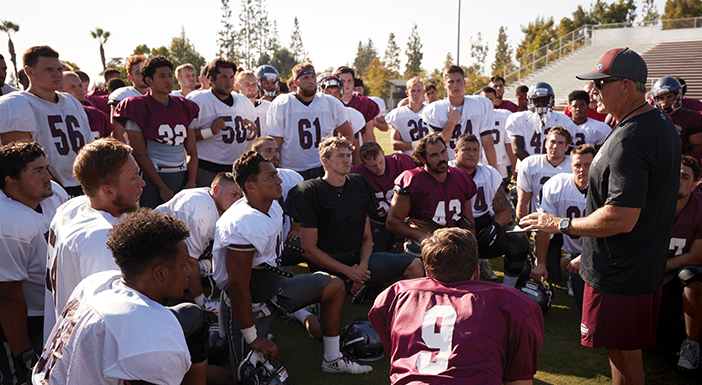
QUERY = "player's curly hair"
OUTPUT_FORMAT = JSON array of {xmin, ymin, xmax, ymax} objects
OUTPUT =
[
  {"xmin": 0, "ymin": 141, "xmax": 46, "ymax": 189},
  {"xmin": 125, "ymin": 55, "xmax": 146, "ymax": 76},
  {"xmin": 422, "ymin": 228, "xmax": 479, "ymax": 283},
  {"xmin": 682, "ymin": 154, "xmax": 700, "ymax": 181},
  {"xmin": 140, "ymin": 55, "xmax": 173, "ymax": 81},
  {"xmin": 319, "ymin": 137, "xmax": 354, "ymax": 160},
  {"xmin": 412, "ymin": 133, "xmax": 446, "ymax": 165},
  {"xmin": 107, "ymin": 208, "xmax": 189, "ymax": 282},
  {"xmin": 207, "ymin": 58, "xmax": 236, "ymax": 81},
  {"xmin": 73, "ymin": 138, "xmax": 133, "ymax": 198},
  {"xmin": 233, "ymin": 151, "xmax": 270, "ymax": 191}
]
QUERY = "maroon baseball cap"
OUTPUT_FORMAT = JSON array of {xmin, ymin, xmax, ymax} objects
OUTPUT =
[{"xmin": 576, "ymin": 47, "xmax": 647, "ymax": 83}]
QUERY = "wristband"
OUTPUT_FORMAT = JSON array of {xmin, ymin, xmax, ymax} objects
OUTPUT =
[
  {"xmin": 246, "ymin": 128, "xmax": 257, "ymax": 140},
  {"xmin": 241, "ymin": 325, "xmax": 258, "ymax": 344},
  {"xmin": 411, "ymin": 140, "xmax": 419, "ymax": 148},
  {"xmin": 200, "ymin": 128, "xmax": 214, "ymax": 139},
  {"xmin": 193, "ymin": 293, "xmax": 205, "ymax": 307}
]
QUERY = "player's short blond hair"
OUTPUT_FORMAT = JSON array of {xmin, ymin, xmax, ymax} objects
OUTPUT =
[
  {"xmin": 175, "ymin": 63, "xmax": 195, "ymax": 79},
  {"xmin": 235, "ymin": 68, "xmax": 255, "ymax": 84},
  {"xmin": 292, "ymin": 62, "xmax": 315, "ymax": 80},
  {"xmin": 406, "ymin": 76, "xmax": 423, "ymax": 89},
  {"xmin": 319, "ymin": 137, "xmax": 355, "ymax": 160},
  {"xmin": 62, "ymin": 71, "xmax": 80, "ymax": 82}
]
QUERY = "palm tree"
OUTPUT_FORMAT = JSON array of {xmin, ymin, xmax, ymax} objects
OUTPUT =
[
  {"xmin": 0, "ymin": 21, "xmax": 19, "ymax": 85},
  {"xmin": 90, "ymin": 28, "xmax": 110, "ymax": 71}
]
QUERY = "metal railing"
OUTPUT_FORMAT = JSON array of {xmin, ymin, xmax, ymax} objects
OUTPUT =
[{"xmin": 501, "ymin": 18, "xmax": 702, "ymax": 84}]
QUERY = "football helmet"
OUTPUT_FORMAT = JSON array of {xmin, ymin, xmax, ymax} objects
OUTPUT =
[
  {"xmin": 255, "ymin": 65, "xmax": 280, "ymax": 98},
  {"xmin": 237, "ymin": 350, "xmax": 291, "ymax": 385},
  {"xmin": 340, "ymin": 318, "xmax": 384, "ymax": 361},
  {"xmin": 652, "ymin": 76, "xmax": 682, "ymax": 113},
  {"xmin": 518, "ymin": 278, "xmax": 554, "ymax": 314},
  {"xmin": 204, "ymin": 309, "xmax": 228, "ymax": 365},
  {"xmin": 316, "ymin": 72, "xmax": 345, "ymax": 95},
  {"xmin": 527, "ymin": 82, "xmax": 555, "ymax": 116}
]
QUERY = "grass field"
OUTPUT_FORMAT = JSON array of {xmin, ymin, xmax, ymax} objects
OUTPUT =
[{"xmin": 228, "ymin": 130, "xmax": 700, "ymax": 384}]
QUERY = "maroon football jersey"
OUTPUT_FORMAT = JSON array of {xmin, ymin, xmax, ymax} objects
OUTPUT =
[
  {"xmin": 564, "ymin": 104, "xmax": 608, "ymax": 122},
  {"xmin": 683, "ymin": 97, "xmax": 702, "ymax": 113},
  {"xmin": 82, "ymin": 105, "xmax": 114, "ymax": 139},
  {"xmin": 345, "ymin": 94, "xmax": 380, "ymax": 123},
  {"xmin": 113, "ymin": 95, "xmax": 199, "ymax": 145},
  {"xmin": 670, "ymin": 108, "xmax": 702, "ymax": 144},
  {"xmin": 495, "ymin": 99, "xmax": 517, "ymax": 113},
  {"xmin": 87, "ymin": 88, "xmax": 109, "ymax": 97},
  {"xmin": 351, "ymin": 153, "xmax": 415, "ymax": 223},
  {"xmin": 669, "ymin": 191, "xmax": 702, "ymax": 260},
  {"xmin": 369, "ymin": 278, "xmax": 543, "ymax": 385},
  {"xmin": 85, "ymin": 94, "xmax": 110, "ymax": 115},
  {"xmin": 394, "ymin": 166, "xmax": 477, "ymax": 226}
]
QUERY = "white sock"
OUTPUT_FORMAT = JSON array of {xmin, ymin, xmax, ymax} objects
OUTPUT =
[
  {"xmin": 323, "ymin": 336, "xmax": 342, "ymax": 362},
  {"xmin": 292, "ymin": 308, "xmax": 312, "ymax": 325},
  {"xmin": 503, "ymin": 275, "xmax": 519, "ymax": 287}
]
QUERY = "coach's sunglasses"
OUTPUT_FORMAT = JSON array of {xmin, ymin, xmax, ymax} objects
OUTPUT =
[{"xmin": 593, "ymin": 77, "xmax": 623, "ymax": 90}]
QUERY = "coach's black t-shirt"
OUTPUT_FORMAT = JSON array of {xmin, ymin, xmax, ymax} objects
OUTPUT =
[
  {"xmin": 581, "ymin": 108, "xmax": 681, "ymax": 295},
  {"xmin": 285, "ymin": 174, "xmax": 378, "ymax": 273}
]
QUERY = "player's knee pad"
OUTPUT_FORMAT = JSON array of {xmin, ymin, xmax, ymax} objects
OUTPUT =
[
  {"xmin": 502, "ymin": 228, "xmax": 530, "ymax": 257},
  {"xmin": 168, "ymin": 303, "xmax": 210, "ymax": 364},
  {"xmin": 678, "ymin": 265, "xmax": 702, "ymax": 287},
  {"xmin": 504, "ymin": 249, "xmax": 531, "ymax": 277}
]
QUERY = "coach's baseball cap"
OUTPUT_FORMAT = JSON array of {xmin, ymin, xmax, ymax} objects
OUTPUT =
[{"xmin": 576, "ymin": 47, "xmax": 647, "ymax": 83}]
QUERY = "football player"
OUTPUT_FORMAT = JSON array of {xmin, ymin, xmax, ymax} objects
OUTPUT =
[
  {"xmin": 568, "ymin": 90, "xmax": 611, "ymax": 151},
  {"xmin": 516, "ymin": 127, "xmax": 572, "ymax": 220},
  {"xmin": 198, "ymin": 65, "xmax": 210, "ymax": 90},
  {"xmin": 255, "ymin": 64, "xmax": 280, "ymax": 102},
  {"xmin": 85, "ymin": 67, "xmax": 121, "ymax": 98},
  {"xmin": 651, "ymin": 76, "xmax": 702, "ymax": 160},
  {"xmin": 453, "ymin": 134, "xmax": 530, "ymax": 287},
  {"xmin": 236, "ymin": 69, "xmax": 271, "ymax": 143},
  {"xmin": 113, "ymin": 55, "xmax": 200, "ymax": 208},
  {"xmin": 387, "ymin": 133, "xmax": 478, "ymax": 250},
  {"xmin": 317, "ymin": 73, "xmax": 363, "ymax": 160},
  {"xmin": 420, "ymin": 65, "xmax": 497, "ymax": 167},
  {"xmin": 0, "ymin": 46, "xmax": 93, "ymax": 197},
  {"xmin": 334, "ymin": 66, "xmax": 380, "ymax": 142},
  {"xmin": 488, "ymin": 75, "xmax": 518, "ymax": 113},
  {"xmin": 388, "ymin": 77, "xmax": 428, "ymax": 155},
  {"xmin": 0, "ymin": 142, "xmax": 67, "ymax": 384},
  {"xmin": 480, "ymin": 86, "xmax": 516, "ymax": 180},
  {"xmin": 172, "ymin": 63, "xmax": 197, "ymax": 98},
  {"xmin": 506, "ymin": 82, "xmax": 577, "ymax": 160},
  {"xmin": 563, "ymin": 81, "xmax": 608, "ymax": 122},
  {"xmin": 0, "ymin": 53, "xmax": 19, "ymax": 96},
  {"xmin": 263, "ymin": 62, "xmax": 354, "ymax": 179},
  {"xmin": 286, "ymin": 137, "xmax": 423, "ymax": 302},
  {"xmin": 531, "ymin": 144, "xmax": 595, "ymax": 306},
  {"xmin": 350, "ymin": 141, "xmax": 416, "ymax": 253},
  {"xmin": 662, "ymin": 155, "xmax": 702, "ymax": 370},
  {"xmin": 188, "ymin": 59, "xmax": 256, "ymax": 188},
  {"xmin": 369, "ymin": 228, "xmax": 544, "ymax": 385},
  {"xmin": 61, "ymin": 72, "xmax": 114, "ymax": 139},
  {"xmin": 214, "ymin": 151, "xmax": 373, "ymax": 375},
  {"xmin": 45, "ymin": 139, "xmax": 144, "ymax": 327},
  {"xmin": 515, "ymin": 85, "xmax": 529, "ymax": 112},
  {"xmin": 34, "ymin": 209, "xmax": 200, "ymax": 385},
  {"xmin": 424, "ymin": 82, "xmax": 438, "ymax": 104},
  {"xmin": 108, "ymin": 54, "xmax": 149, "ymax": 143}
]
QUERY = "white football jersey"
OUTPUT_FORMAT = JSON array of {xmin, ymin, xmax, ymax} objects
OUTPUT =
[
  {"xmin": 345, "ymin": 107, "xmax": 365, "ymax": 135},
  {"xmin": 253, "ymin": 99, "xmax": 271, "ymax": 137},
  {"xmin": 107, "ymin": 86, "xmax": 142, "ymax": 106},
  {"xmin": 187, "ymin": 90, "xmax": 256, "ymax": 165},
  {"xmin": 212, "ymin": 199, "xmax": 284, "ymax": 291},
  {"xmin": 0, "ymin": 183, "xmax": 66, "ymax": 318},
  {"xmin": 369, "ymin": 96, "xmax": 386, "ymax": 117},
  {"xmin": 34, "ymin": 271, "xmax": 191, "ymax": 385},
  {"xmin": 0, "ymin": 92, "xmax": 93, "ymax": 187},
  {"xmin": 517, "ymin": 155, "xmax": 572, "ymax": 214},
  {"xmin": 469, "ymin": 164, "xmax": 504, "ymax": 218},
  {"xmin": 1, "ymin": 83, "xmax": 19, "ymax": 96},
  {"xmin": 481, "ymin": 109, "xmax": 513, "ymax": 178},
  {"xmin": 263, "ymin": 93, "xmax": 349, "ymax": 171},
  {"xmin": 277, "ymin": 168, "xmax": 303, "ymax": 237},
  {"xmin": 46, "ymin": 196, "xmax": 118, "ymax": 323},
  {"xmin": 505, "ymin": 110, "xmax": 578, "ymax": 157},
  {"xmin": 170, "ymin": 90, "xmax": 185, "ymax": 98},
  {"xmin": 572, "ymin": 117, "xmax": 611, "ymax": 148},
  {"xmin": 156, "ymin": 187, "xmax": 219, "ymax": 260},
  {"xmin": 540, "ymin": 173, "xmax": 586, "ymax": 254},
  {"xmin": 386, "ymin": 105, "xmax": 427, "ymax": 155},
  {"xmin": 421, "ymin": 96, "xmax": 495, "ymax": 161}
]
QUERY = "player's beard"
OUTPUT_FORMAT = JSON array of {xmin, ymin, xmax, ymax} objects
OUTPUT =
[
  {"xmin": 299, "ymin": 84, "xmax": 316, "ymax": 98},
  {"xmin": 113, "ymin": 190, "xmax": 140, "ymax": 215}
]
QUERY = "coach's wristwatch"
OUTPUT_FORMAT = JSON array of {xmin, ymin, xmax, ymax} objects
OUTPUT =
[{"xmin": 559, "ymin": 218, "xmax": 571, "ymax": 235}]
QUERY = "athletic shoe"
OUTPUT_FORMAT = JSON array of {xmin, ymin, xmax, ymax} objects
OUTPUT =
[
  {"xmin": 322, "ymin": 356, "xmax": 373, "ymax": 374},
  {"xmin": 678, "ymin": 339, "xmax": 699, "ymax": 370},
  {"xmin": 480, "ymin": 260, "xmax": 498, "ymax": 280},
  {"xmin": 567, "ymin": 276, "xmax": 574, "ymax": 297},
  {"xmin": 352, "ymin": 283, "xmax": 385, "ymax": 304}
]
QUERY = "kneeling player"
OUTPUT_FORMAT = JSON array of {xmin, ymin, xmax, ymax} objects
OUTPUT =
[
  {"xmin": 213, "ymin": 152, "xmax": 372, "ymax": 376},
  {"xmin": 453, "ymin": 134, "xmax": 530, "ymax": 287}
]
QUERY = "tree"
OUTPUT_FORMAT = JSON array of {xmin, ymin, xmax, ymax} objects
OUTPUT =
[
  {"xmin": 469, "ymin": 32, "xmax": 489, "ymax": 75},
  {"xmin": 0, "ymin": 20, "xmax": 19, "ymax": 85},
  {"xmin": 289, "ymin": 17, "xmax": 308, "ymax": 62},
  {"xmin": 353, "ymin": 39, "xmax": 378, "ymax": 78},
  {"xmin": 170, "ymin": 27, "xmax": 206, "ymax": 73},
  {"xmin": 663, "ymin": 0, "xmax": 702, "ymax": 20},
  {"xmin": 90, "ymin": 28, "xmax": 111, "ymax": 71},
  {"xmin": 238, "ymin": 0, "xmax": 257, "ymax": 68},
  {"xmin": 265, "ymin": 20, "xmax": 281, "ymax": 56},
  {"xmin": 640, "ymin": 0, "xmax": 660, "ymax": 25},
  {"xmin": 404, "ymin": 24, "xmax": 423, "ymax": 79},
  {"xmin": 217, "ymin": 0, "xmax": 241, "ymax": 63},
  {"xmin": 492, "ymin": 26, "xmax": 513, "ymax": 76},
  {"xmin": 364, "ymin": 58, "xmax": 392, "ymax": 99},
  {"xmin": 383, "ymin": 33, "xmax": 401, "ymax": 77},
  {"xmin": 516, "ymin": 17, "xmax": 557, "ymax": 62},
  {"xmin": 270, "ymin": 48, "xmax": 296, "ymax": 79},
  {"xmin": 599, "ymin": 0, "xmax": 637, "ymax": 24},
  {"xmin": 133, "ymin": 44, "xmax": 151, "ymax": 56}
]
